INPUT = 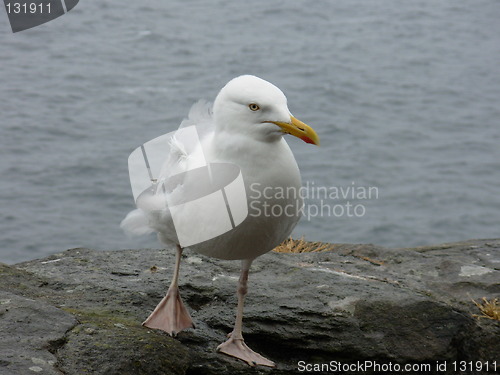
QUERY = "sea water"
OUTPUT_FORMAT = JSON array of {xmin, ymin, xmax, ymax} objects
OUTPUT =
[{"xmin": 1, "ymin": 0, "xmax": 499, "ymax": 263}]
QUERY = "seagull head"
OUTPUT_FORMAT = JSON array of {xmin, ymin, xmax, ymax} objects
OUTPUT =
[{"xmin": 213, "ymin": 75, "xmax": 319, "ymax": 145}]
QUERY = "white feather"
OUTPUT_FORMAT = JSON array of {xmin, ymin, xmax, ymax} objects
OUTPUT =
[
  {"xmin": 120, "ymin": 209, "xmax": 154, "ymax": 236},
  {"xmin": 179, "ymin": 99, "xmax": 213, "ymax": 129}
]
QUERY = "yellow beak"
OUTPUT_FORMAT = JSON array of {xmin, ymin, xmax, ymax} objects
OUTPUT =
[{"xmin": 268, "ymin": 116, "xmax": 320, "ymax": 146}]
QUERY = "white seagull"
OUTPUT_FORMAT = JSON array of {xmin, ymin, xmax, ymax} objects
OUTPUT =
[{"xmin": 121, "ymin": 75, "xmax": 319, "ymax": 367}]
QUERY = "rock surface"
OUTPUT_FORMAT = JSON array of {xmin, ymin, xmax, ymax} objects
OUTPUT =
[{"xmin": 0, "ymin": 239, "xmax": 499, "ymax": 374}]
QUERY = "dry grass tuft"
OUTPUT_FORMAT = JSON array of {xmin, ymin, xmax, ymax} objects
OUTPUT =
[
  {"xmin": 272, "ymin": 236, "xmax": 335, "ymax": 253},
  {"xmin": 472, "ymin": 297, "xmax": 500, "ymax": 321}
]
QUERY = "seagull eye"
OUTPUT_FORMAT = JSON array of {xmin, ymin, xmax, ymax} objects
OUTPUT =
[{"xmin": 248, "ymin": 103, "xmax": 260, "ymax": 111}]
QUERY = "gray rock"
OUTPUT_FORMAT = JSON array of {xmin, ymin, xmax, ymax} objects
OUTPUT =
[
  {"xmin": 0, "ymin": 287, "xmax": 77, "ymax": 374},
  {"xmin": 0, "ymin": 239, "xmax": 499, "ymax": 374}
]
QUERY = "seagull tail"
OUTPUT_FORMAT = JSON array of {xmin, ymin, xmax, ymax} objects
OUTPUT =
[{"xmin": 120, "ymin": 209, "xmax": 154, "ymax": 237}]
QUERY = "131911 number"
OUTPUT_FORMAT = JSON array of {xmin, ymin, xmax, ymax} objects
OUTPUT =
[{"xmin": 5, "ymin": 2, "xmax": 51, "ymax": 14}]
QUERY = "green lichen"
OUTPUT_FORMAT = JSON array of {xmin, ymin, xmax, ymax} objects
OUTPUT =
[{"xmin": 57, "ymin": 307, "xmax": 190, "ymax": 375}]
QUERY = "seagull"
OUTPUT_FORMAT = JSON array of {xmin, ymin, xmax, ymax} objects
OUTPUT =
[{"xmin": 121, "ymin": 75, "xmax": 319, "ymax": 367}]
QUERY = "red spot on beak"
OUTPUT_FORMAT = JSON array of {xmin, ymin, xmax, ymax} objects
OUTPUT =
[{"xmin": 302, "ymin": 136, "xmax": 315, "ymax": 144}]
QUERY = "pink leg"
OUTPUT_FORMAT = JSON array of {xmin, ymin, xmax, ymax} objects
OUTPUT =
[
  {"xmin": 143, "ymin": 244, "xmax": 194, "ymax": 335},
  {"xmin": 217, "ymin": 259, "xmax": 275, "ymax": 367}
]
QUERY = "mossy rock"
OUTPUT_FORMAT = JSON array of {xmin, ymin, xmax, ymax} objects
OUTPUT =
[{"xmin": 56, "ymin": 309, "xmax": 190, "ymax": 375}]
